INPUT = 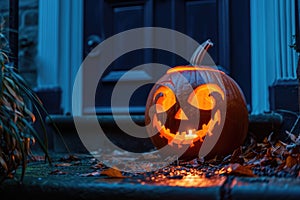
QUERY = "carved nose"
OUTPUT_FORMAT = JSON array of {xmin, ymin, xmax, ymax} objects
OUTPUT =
[{"xmin": 175, "ymin": 108, "xmax": 188, "ymax": 120}]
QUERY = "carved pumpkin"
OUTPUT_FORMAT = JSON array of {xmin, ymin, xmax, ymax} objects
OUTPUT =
[{"xmin": 144, "ymin": 39, "xmax": 248, "ymax": 161}]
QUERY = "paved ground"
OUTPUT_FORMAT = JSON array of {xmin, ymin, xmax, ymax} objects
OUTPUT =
[
  {"xmin": 1, "ymin": 152, "xmax": 300, "ymax": 200},
  {"xmin": 1, "ymin": 111, "xmax": 300, "ymax": 199}
]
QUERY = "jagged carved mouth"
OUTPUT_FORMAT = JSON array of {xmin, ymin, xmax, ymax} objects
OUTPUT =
[{"xmin": 152, "ymin": 110, "xmax": 221, "ymax": 147}]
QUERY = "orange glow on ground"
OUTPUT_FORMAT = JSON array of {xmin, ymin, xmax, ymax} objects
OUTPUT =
[{"xmin": 141, "ymin": 174, "xmax": 226, "ymax": 187}]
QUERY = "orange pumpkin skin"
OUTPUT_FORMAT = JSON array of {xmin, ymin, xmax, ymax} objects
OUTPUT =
[{"xmin": 144, "ymin": 66, "xmax": 248, "ymax": 161}]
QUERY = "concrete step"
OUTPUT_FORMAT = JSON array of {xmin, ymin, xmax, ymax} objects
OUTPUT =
[
  {"xmin": 1, "ymin": 153, "xmax": 300, "ymax": 200},
  {"xmin": 43, "ymin": 112, "xmax": 285, "ymax": 153}
]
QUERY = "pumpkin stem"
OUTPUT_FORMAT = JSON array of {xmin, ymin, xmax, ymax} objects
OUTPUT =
[{"xmin": 190, "ymin": 39, "xmax": 213, "ymax": 66}]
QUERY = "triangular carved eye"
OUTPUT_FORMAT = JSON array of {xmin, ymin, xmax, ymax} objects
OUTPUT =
[
  {"xmin": 188, "ymin": 84, "xmax": 225, "ymax": 110},
  {"xmin": 153, "ymin": 86, "xmax": 176, "ymax": 113}
]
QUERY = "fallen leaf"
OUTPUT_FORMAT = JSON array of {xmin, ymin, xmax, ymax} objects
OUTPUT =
[
  {"xmin": 223, "ymin": 163, "xmax": 257, "ymax": 177},
  {"xmin": 80, "ymin": 171, "xmax": 102, "ymax": 177},
  {"xmin": 285, "ymin": 155, "xmax": 298, "ymax": 168},
  {"xmin": 91, "ymin": 162, "xmax": 105, "ymax": 169},
  {"xmin": 55, "ymin": 163, "xmax": 72, "ymax": 167},
  {"xmin": 101, "ymin": 167, "xmax": 125, "ymax": 178},
  {"xmin": 59, "ymin": 155, "xmax": 80, "ymax": 162},
  {"xmin": 230, "ymin": 147, "xmax": 243, "ymax": 164},
  {"xmin": 49, "ymin": 169, "xmax": 68, "ymax": 175},
  {"xmin": 286, "ymin": 131, "xmax": 298, "ymax": 143},
  {"xmin": 29, "ymin": 155, "xmax": 46, "ymax": 162}
]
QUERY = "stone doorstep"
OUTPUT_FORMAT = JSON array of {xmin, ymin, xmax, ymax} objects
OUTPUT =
[
  {"xmin": 43, "ymin": 112, "xmax": 284, "ymax": 153},
  {"xmin": 1, "ymin": 111, "xmax": 298, "ymax": 200},
  {"xmin": 1, "ymin": 168, "xmax": 300, "ymax": 200},
  {"xmin": 47, "ymin": 112, "xmax": 284, "ymax": 128},
  {"xmin": 230, "ymin": 177, "xmax": 300, "ymax": 200},
  {"xmin": 0, "ymin": 175, "xmax": 224, "ymax": 200}
]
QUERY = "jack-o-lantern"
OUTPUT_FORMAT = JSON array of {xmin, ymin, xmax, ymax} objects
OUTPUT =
[{"xmin": 145, "ymin": 39, "xmax": 248, "ymax": 161}]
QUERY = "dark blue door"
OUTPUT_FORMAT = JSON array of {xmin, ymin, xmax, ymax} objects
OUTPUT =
[{"xmin": 83, "ymin": 0, "xmax": 251, "ymax": 115}]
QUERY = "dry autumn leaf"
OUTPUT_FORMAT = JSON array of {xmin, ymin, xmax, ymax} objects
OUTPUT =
[
  {"xmin": 230, "ymin": 147, "xmax": 243, "ymax": 164},
  {"xmin": 49, "ymin": 169, "xmax": 68, "ymax": 175},
  {"xmin": 285, "ymin": 130, "xmax": 300, "ymax": 145},
  {"xmin": 55, "ymin": 163, "xmax": 72, "ymax": 167},
  {"xmin": 29, "ymin": 155, "xmax": 46, "ymax": 162},
  {"xmin": 101, "ymin": 167, "xmax": 125, "ymax": 178},
  {"xmin": 285, "ymin": 155, "xmax": 298, "ymax": 168},
  {"xmin": 223, "ymin": 163, "xmax": 257, "ymax": 177},
  {"xmin": 80, "ymin": 171, "xmax": 102, "ymax": 177},
  {"xmin": 91, "ymin": 162, "xmax": 105, "ymax": 169},
  {"xmin": 59, "ymin": 155, "xmax": 80, "ymax": 162}
]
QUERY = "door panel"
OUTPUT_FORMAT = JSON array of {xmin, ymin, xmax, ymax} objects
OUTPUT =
[
  {"xmin": 185, "ymin": 0, "xmax": 218, "ymax": 64},
  {"xmin": 85, "ymin": 0, "xmax": 154, "ymax": 114},
  {"xmin": 83, "ymin": 0, "xmax": 246, "ymax": 115}
]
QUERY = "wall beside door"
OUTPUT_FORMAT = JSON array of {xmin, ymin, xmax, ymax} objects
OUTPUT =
[{"xmin": 251, "ymin": 0, "xmax": 298, "ymax": 114}]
